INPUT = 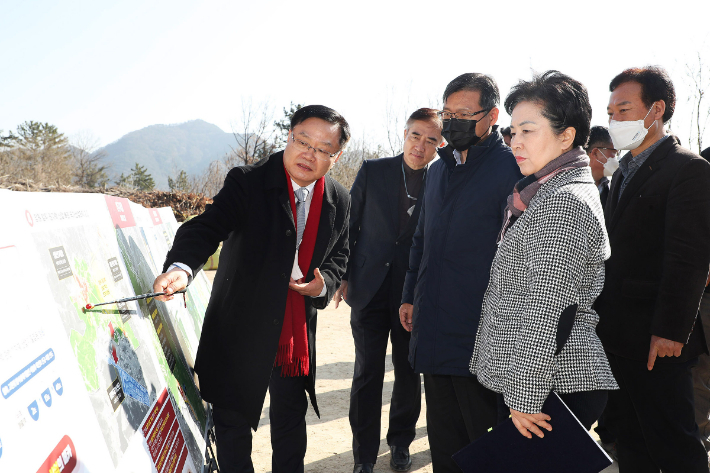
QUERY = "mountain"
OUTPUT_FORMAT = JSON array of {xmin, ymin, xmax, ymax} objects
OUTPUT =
[{"xmin": 99, "ymin": 120, "xmax": 238, "ymax": 190}]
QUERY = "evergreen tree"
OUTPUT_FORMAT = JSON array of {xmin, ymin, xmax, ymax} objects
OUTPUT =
[
  {"xmin": 273, "ymin": 102, "xmax": 304, "ymax": 148},
  {"xmin": 168, "ymin": 170, "xmax": 190, "ymax": 192},
  {"xmin": 130, "ymin": 163, "xmax": 155, "ymax": 191},
  {"xmin": 115, "ymin": 172, "xmax": 133, "ymax": 188}
]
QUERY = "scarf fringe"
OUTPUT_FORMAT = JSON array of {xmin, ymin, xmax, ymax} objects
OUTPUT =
[
  {"xmin": 276, "ymin": 353, "xmax": 309, "ymax": 377},
  {"xmin": 275, "ymin": 343, "xmax": 293, "ymax": 367}
]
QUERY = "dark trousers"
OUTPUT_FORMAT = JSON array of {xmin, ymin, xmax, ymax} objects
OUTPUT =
[
  {"xmin": 606, "ymin": 352, "xmax": 708, "ymax": 473},
  {"xmin": 350, "ymin": 273, "xmax": 422, "ymax": 464},
  {"xmin": 594, "ymin": 407, "xmax": 616, "ymax": 444},
  {"xmin": 423, "ymin": 374, "xmax": 498, "ymax": 473},
  {"xmin": 212, "ymin": 367, "xmax": 308, "ymax": 473},
  {"xmin": 693, "ymin": 291, "xmax": 710, "ymax": 451}
]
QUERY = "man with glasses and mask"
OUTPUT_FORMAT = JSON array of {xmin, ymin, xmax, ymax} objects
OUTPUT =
[
  {"xmin": 398, "ymin": 73, "xmax": 522, "ymax": 472},
  {"xmin": 153, "ymin": 105, "xmax": 351, "ymax": 473},
  {"xmin": 333, "ymin": 108, "xmax": 443, "ymax": 473},
  {"xmin": 584, "ymin": 125, "xmax": 618, "ymax": 208},
  {"xmin": 595, "ymin": 66, "xmax": 710, "ymax": 472}
]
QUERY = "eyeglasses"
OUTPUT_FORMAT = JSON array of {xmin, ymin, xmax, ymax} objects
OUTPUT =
[
  {"xmin": 437, "ymin": 109, "xmax": 490, "ymax": 120},
  {"xmin": 596, "ymin": 147, "xmax": 620, "ymax": 157},
  {"xmin": 290, "ymin": 133, "xmax": 339, "ymax": 161}
]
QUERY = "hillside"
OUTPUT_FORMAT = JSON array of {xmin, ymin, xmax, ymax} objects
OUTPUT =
[{"xmin": 99, "ymin": 119, "xmax": 238, "ymax": 190}]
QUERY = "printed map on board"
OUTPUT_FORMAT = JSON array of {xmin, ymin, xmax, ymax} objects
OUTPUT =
[
  {"xmin": 0, "ymin": 228, "xmax": 114, "ymax": 473},
  {"xmin": 23, "ymin": 195, "xmax": 168, "ymax": 468},
  {"xmin": 107, "ymin": 196, "xmax": 205, "ymax": 469}
]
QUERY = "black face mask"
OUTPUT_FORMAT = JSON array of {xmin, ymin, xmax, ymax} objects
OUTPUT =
[{"xmin": 441, "ymin": 112, "xmax": 490, "ymax": 151}]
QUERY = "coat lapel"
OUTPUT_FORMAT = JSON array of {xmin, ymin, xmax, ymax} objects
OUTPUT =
[
  {"xmin": 306, "ymin": 176, "xmax": 337, "ymax": 281},
  {"xmin": 607, "ymin": 137, "xmax": 675, "ymax": 233},
  {"xmin": 604, "ymin": 170, "xmax": 621, "ymax": 224},
  {"xmin": 265, "ymin": 151, "xmax": 296, "ymax": 231},
  {"xmin": 387, "ymin": 155, "xmax": 403, "ymax": 236}
]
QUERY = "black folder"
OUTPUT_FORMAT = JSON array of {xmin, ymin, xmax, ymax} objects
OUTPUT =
[{"xmin": 452, "ymin": 392, "xmax": 613, "ymax": 473}]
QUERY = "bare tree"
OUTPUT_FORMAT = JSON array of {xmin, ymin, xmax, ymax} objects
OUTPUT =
[
  {"xmin": 189, "ymin": 160, "xmax": 224, "ymax": 197},
  {"xmin": 329, "ymin": 134, "xmax": 384, "ymax": 189},
  {"xmin": 384, "ymin": 85, "xmax": 411, "ymax": 156},
  {"xmin": 685, "ymin": 53, "xmax": 710, "ymax": 153},
  {"xmin": 192, "ymin": 98, "xmax": 282, "ymax": 197},
  {"xmin": 229, "ymin": 98, "xmax": 278, "ymax": 167},
  {"xmin": 71, "ymin": 131, "xmax": 110, "ymax": 188}
]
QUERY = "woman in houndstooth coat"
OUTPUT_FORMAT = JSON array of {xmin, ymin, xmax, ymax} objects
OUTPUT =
[{"xmin": 470, "ymin": 71, "xmax": 618, "ymax": 440}]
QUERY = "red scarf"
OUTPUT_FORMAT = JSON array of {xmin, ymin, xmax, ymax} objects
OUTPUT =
[{"xmin": 275, "ymin": 170, "xmax": 324, "ymax": 377}]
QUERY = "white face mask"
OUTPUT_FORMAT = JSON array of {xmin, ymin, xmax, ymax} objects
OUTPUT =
[
  {"xmin": 594, "ymin": 148, "xmax": 619, "ymax": 177},
  {"xmin": 608, "ymin": 103, "xmax": 657, "ymax": 150},
  {"xmin": 603, "ymin": 156, "xmax": 619, "ymax": 177}
]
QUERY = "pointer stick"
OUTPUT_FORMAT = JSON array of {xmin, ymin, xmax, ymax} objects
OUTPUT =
[{"xmin": 85, "ymin": 289, "xmax": 187, "ymax": 310}]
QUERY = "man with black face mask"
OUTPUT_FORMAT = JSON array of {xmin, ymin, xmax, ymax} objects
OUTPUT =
[{"xmin": 399, "ymin": 73, "xmax": 522, "ymax": 472}]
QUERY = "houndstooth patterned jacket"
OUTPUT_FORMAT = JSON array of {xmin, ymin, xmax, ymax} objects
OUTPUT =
[{"xmin": 470, "ymin": 166, "xmax": 618, "ymax": 414}]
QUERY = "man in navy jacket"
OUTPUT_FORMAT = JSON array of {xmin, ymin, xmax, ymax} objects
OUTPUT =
[{"xmin": 399, "ymin": 73, "xmax": 522, "ymax": 472}]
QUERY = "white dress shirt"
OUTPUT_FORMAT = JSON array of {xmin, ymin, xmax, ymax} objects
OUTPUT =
[{"xmin": 169, "ymin": 177, "xmax": 326, "ymax": 298}]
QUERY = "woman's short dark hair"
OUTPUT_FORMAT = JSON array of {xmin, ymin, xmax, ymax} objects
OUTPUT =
[
  {"xmin": 290, "ymin": 105, "xmax": 351, "ymax": 149},
  {"xmin": 443, "ymin": 73, "xmax": 500, "ymax": 111},
  {"xmin": 609, "ymin": 66, "xmax": 676, "ymax": 123},
  {"xmin": 504, "ymin": 70, "xmax": 592, "ymax": 148}
]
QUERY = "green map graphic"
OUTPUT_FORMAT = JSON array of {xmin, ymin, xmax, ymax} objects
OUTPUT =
[{"xmin": 69, "ymin": 257, "xmax": 139, "ymax": 392}]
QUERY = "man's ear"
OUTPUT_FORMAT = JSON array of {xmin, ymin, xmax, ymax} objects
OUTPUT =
[
  {"xmin": 333, "ymin": 151, "xmax": 343, "ymax": 164},
  {"xmin": 488, "ymin": 107, "xmax": 499, "ymax": 127},
  {"xmin": 652, "ymin": 100, "xmax": 666, "ymax": 122}
]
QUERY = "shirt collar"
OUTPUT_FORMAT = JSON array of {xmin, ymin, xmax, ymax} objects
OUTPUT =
[
  {"xmin": 291, "ymin": 178, "xmax": 316, "ymax": 195},
  {"xmin": 453, "ymin": 149, "xmax": 464, "ymax": 165},
  {"xmin": 619, "ymin": 134, "xmax": 669, "ymax": 175}
]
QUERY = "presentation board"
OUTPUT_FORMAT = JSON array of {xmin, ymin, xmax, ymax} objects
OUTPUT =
[{"xmin": 0, "ymin": 191, "xmax": 209, "ymax": 472}]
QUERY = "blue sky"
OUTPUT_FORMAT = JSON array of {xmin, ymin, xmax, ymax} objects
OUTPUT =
[{"xmin": 2, "ymin": 0, "xmax": 709, "ymax": 153}]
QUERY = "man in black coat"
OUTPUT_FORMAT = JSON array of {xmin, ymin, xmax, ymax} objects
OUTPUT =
[
  {"xmin": 399, "ymin": 73, "xmax": 522, "ymax": 473},
  {"xmin": 153, "ymin": 105, "xmax": 351, "ymax": 473},
  {"xmin": 596, "ymin": 66, "xmax": 710, "ymax": 473},
  {"xmin": 332, "ymin": 109, "xmax": 443, "ymax": 473}
]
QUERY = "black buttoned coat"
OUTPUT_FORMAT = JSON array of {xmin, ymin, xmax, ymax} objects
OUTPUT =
[
  {"xmin": 162, "ymin": 152, "xmax": 350, "ymax": 430},
  {"xmin": 595, "ymin": 136, "xmax": 710, "ymax": 362},
  {"xmin": 344, "ymin": 154, "xmax": 426, "ymax": 311}
]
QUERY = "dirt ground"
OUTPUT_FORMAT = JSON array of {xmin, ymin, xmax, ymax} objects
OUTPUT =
[{"xmin": 203, "ymin": 270, "xmax": 618, "ymax": 473}]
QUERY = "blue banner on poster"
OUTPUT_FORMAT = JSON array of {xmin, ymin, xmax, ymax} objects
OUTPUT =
[
  {"xmin": 1, "ymin": 348, "xmax": 55, "ymax": 399},
  {"xmin": 108, "ymin": 358, "xmax": 149, "ymax": 407}
]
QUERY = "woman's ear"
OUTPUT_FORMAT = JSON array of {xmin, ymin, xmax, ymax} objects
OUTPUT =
[{"xmin": 561, "ymin": 126, "xmax": 576, "ymax": 150}]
